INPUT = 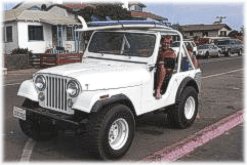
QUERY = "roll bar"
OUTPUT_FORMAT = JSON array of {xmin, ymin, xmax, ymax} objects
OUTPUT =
[{"xmin": 76, "ymin": 16, "xmax": 195, "ymax": 72}]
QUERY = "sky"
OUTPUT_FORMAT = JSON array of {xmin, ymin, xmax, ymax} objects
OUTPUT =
[
  {"xmin": 2, "ymin": 2, "xmax": 244, "ymax": 31},
  {"xmin": 146, "ymin": 3, "xmax": 243, "ymax": 31}
]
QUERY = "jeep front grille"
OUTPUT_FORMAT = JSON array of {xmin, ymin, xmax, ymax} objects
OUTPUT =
[
  {"xmin": 45, "ymin": 75, "xmax": 68, "ymax": 111},
  {"xmin": 37, "ymin": 74, "xmax": 75, "ymax": 114}
]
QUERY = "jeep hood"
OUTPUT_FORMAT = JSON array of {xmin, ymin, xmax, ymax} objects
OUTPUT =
[{"xmin": 37, "ymin": 58, "xmax": 151, "ymax": 90}]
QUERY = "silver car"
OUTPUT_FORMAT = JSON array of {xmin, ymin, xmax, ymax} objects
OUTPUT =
[{"xmin": 197, "ymin": 44, "xmax": 221, "ymax": 58}]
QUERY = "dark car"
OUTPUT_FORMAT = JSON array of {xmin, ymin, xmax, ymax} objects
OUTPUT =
[{"xmin": 215, "ymin": 39, "xmax": 243, "ymax": 56}]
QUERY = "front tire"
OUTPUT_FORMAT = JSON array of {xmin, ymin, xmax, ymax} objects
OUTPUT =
[
  {"xmin": 167, "ymin": 87, "xmax": 198, "ymax": 129},
  {"xmin": 19, "ymin": 112, "xmax": 58, "ymax": 141},
  {"xmin": 85, "ymin": 104, "xmax": 135, "ymax": 160}
]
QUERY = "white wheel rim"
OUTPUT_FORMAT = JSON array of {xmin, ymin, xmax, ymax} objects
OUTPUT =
[
  {"xmin": 184, "ymin": 96, "xmax": 196, "ymax": 120},
  {"xmin": 108, "ymin": 118, "xmax": 129, "ymax": 150}
]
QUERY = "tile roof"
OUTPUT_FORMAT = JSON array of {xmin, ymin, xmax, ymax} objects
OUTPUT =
[
  {"xmin": 4, "ymin": 9, "xmax": 80, "ymax": 25},
  {"xmin": 131, "ymin": 11, "xmax": 167, "ymax": 21}
]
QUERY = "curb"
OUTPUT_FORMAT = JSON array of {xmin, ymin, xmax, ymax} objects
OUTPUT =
[{"xmin": 143, "ymin": 110, "xmax": 244, "ymax": 162}]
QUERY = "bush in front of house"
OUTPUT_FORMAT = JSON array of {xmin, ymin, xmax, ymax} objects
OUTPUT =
[
  {"xmin": 5, "ymin": 48, "xmax": 33, "ymax": 70},
  {"xmin": 11, "ymin": 48, "xmax": 32, "ymax": 55}
]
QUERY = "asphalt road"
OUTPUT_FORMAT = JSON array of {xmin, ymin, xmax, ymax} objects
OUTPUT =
[
  {"xmin": 3, "ymin": 55, "xmax": 244, "ymax": 161},
  {"xmin": 180, "ymin": 124, "xmax": 243, "ymax": 161}
]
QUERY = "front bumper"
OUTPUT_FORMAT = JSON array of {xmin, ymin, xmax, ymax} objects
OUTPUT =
[{"xmin": 13, "ymin": 105, "xmax": 88, "ymax": 126}]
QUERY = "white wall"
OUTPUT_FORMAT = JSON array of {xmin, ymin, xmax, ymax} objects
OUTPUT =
[
  {"xmin": 5, "ymin": 20, "xmax": 80, "ymax": 54},
  {"xmin": 17, "ymin": 21, "xmax": 52, "ymax": 53},
  {"xmin": 218, "ymin": 27, "xmax": 231, "ymax": 36},
  {"xmin": 3, "ymin": 22, "xmax": 19, "ymax": 54}
]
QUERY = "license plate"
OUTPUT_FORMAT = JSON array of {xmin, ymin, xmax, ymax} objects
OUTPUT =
[{"xmin": 13, "ymin": 106, "xmax": 26, "ymax": 121}]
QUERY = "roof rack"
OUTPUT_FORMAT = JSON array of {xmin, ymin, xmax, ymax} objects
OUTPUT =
[{"xmin": 76, "ymin": 16, "xmax": 172, "ymax": 31}]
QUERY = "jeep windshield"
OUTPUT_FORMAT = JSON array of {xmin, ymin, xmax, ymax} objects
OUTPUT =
[{"xmin": 88, "ymin": 32, "xmax": 156, "ymax": 57}]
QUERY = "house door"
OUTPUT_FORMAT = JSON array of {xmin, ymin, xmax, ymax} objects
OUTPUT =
[
  {"xmin": 52, "ymin": 26, "xmax": 63, "ymax": 47},
  {"xmin": 57, "ymin": 25, "xmax": 63, "ymax": 47},
  {"xmin": 52, "ymin": 26, "xmax": 57, "ymax": 47}
]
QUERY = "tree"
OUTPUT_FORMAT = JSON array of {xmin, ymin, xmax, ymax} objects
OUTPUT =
[
  {"xmin": 240, "ymin": 25, "xmax": 244, "ymax": 34},
  {"xmin": 228, "ymin": 30, "xmax": 239, "ymax": 38},
  {"xmin": 171, "ymin": 23, "xmax": 182, "ymax": 32},
  {"xmin": 77, "ymin": 3, "xmax": 131, "ymax": 22},
  {"xmin": 77, "ymin": 6, "xmax": 95, "ymax": 22}
]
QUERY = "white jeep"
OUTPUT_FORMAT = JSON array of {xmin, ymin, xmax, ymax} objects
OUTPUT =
[{"xmin": 13, "ymin": 18, "xmax": 202, "ymax": 160}]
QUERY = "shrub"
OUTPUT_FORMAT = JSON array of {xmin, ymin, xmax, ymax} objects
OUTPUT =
[{"xmin": 11, "ymin": 48, "xmax": 32, "ymax": 55}]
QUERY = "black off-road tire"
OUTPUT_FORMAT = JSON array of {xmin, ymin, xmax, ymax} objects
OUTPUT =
[
  {"xmin": 167, "ymin": 87, "xmax": 198, "ymax": 129},
  {"xmin": 19, "ymin": 99, "xmax": 58, "ymax": 141},
  {"xmin": 19, "ymin": 112, "xmax": 58, "ymax": 141},
  {"xmin": 85, "ymin": 104, "xmax": 135, "ymax": 160}
]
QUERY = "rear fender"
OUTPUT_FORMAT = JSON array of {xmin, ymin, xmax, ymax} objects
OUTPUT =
[{"xmin": 175, "ymin": 77, "xmax": 199, "ymax": 102}]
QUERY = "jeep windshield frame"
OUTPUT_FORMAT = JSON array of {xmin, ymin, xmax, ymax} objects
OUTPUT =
[{"xmin": 88, "ymin": 31, "xmax": 156, "ymax": 58}]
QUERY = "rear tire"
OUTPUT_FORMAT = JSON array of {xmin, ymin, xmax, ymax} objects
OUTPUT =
[
  {"xmin": 85, "ymin": 104, "xmax": 135, "ymax": 160},
  {"xmin": 167, "ymin": 87, "xmax": 198, "ymax": 129}
]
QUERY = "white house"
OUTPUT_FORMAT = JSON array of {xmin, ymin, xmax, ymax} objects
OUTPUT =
[
  {"xmin": 3, "ymin": 2, "xmax": 82, "ymax": 54},
  {"xmin": 180, "ymin": 24, "xmax": 232, "ymax": 39},
  {"xmin": 128, "ymin": 2, "xmax": 168, "ymax": 24}
]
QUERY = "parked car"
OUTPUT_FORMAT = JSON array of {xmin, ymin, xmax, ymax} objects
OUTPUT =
[
  {"xmin": 215, "ymin": 39, "xmax": 243, "ymax": 56},
  {"xmin": 13, "ymin": 18, "xmax": 202, "ymax": 160},
  {"xmin": 184, "ymin": 40, "xmax": 198, "ymax": 55},
  {"xmin": 171, "ymin": 40, "xmax": 198, "ymax": 56},
  {"xmin": 197, "ymin": 44, "xmax": 221, "ymax": 58}
]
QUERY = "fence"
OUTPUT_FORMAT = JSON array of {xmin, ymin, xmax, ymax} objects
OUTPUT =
[
  {"xmin": 40, "ymin": 53, "xmax": 82, "ymax": 67},
  {"xmin": 4, "ymin": 53, "xmax": 82, "ymax": 70},
  {"xmin": 30, "ymin": 54, "xmax": 41, "ymax": 68}
]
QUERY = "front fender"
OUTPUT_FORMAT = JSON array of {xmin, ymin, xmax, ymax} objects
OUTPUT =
[
  {"xmin": 17, "ymin": 80, "xmax": 38, "ymax": 102},
  {"xmin": 72, "ymin": 90, "xmax": 124, "ymax": 113}
]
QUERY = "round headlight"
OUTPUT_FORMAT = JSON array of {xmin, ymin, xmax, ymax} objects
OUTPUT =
[
  {"xmin": 66, "ymin": 80, "xmax": 80, "ymax": 97},
  {"xmin": 35, "ymin": 75, "xmax": 46, "ymax": 91}
]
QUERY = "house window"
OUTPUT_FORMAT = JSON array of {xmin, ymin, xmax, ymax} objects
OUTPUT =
[
  {"xmin": 66, "ymin": 27, "xmax": 73, "ymax": 41},
  {"xmin": 220, "ymin": 31, "xmax": 227, "ymax": 37},
  {"xmin": 190, "ymin": 32, "xmax": 193, "ymax": 36},
  {"xmin": 28, "ymin": 25, "xmax": 44, "ymax": 41},
  {"xmin": 134, "ymin": 5, "xmax": 142, "ymax": 11},
  {"xmin": 6, "ymin": 26, "xmax": 13, "ymax": 42}
]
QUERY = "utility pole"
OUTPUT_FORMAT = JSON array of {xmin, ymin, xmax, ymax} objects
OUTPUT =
[{"xmin": 214, "ymin": 16, "xmax": 226, "ymax": 24}]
